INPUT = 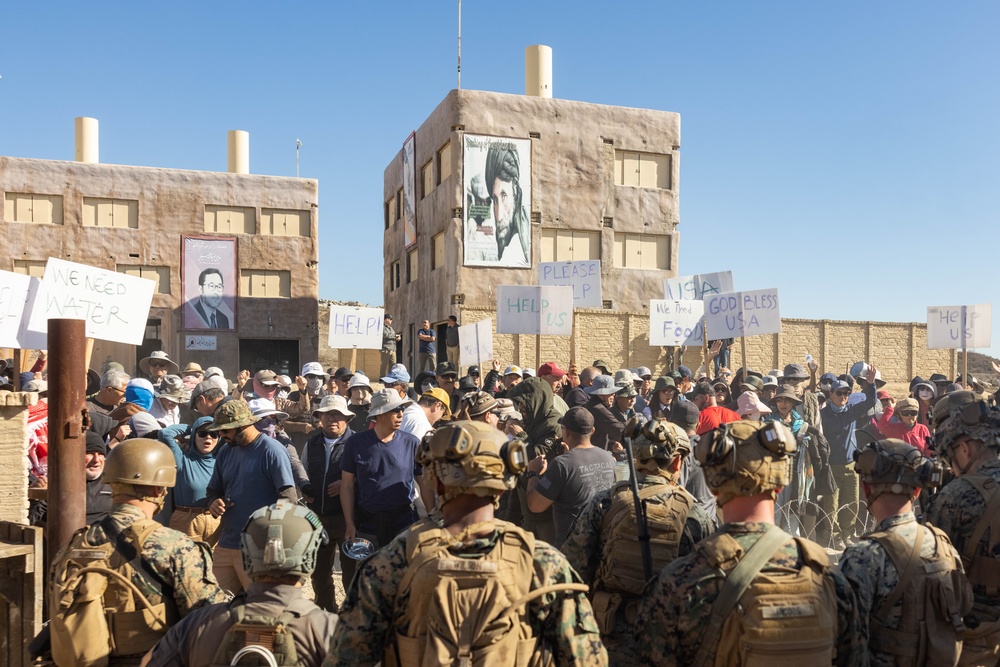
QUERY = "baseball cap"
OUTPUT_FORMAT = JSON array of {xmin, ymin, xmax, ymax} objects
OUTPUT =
[
  {"xmin": 381, "ymin": 363, "xmax": 410, "ymax": 385},
  {"xmin": 877, "ymin": 389, "xmax": 892, "ymax": 400},
  {"xmin": 421, "ymin": 387, "xmax": 453, "ymax": 419},
  {"xmin": 762, "ymin": 375, "xmax": 779, "ymax": 388},
  {"xmin": 678, "ymin": 365, "xmax": 693, "ymax": 379},
  {"xmin": 435, "ymin": 361, "xmax": 458, "ymax": 377},
  {"xmin": 254, "ymin": 370, "xmax": 280, "ymax": 386},
  {"xmin": 333, "ymin": 367, "xmax": 354, "ymax": 381},
  {"xmin": 559, "ymin": 406, "xmax": 595, "ymax": 434},
  {"xmin": 692, "ymin": 382, "xmax": 715, "ymax": 397},
  {"xmin": 669, "ymin": 401, "xmax": 700, "ymax": 430},
  {"xmin": 301, "ymin": 362, "xmax": 328, "ymax": 378},
  {"xmin": 468, "ymin": 365, "xmax": 481, "ymax": 376},
  {"xmin": 635, "ymin": 366, "xmax": 652, "ymax": 380},
  {"xmin": 503, "ymin": 365, "xmax": 523, "ymax": 377},
  {"xmin": 830, "ymin": 380, "xmax": 851, "ymax": 392}
]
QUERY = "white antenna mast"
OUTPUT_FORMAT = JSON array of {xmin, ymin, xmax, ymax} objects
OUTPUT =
[
  {"xmin": 295, "ymin": 139, "xmax": 302, "ymax": 177},
  {"xmin": 457, "ymin": 0, "xmax": 462, "ymax": 89}
]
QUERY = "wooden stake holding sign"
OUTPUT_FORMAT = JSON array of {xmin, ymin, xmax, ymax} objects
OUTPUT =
[
  {"xmin": 327, "ymin": 305, "xmax": 386, "ymax": 372},
  {"xmin": 927, "ymin": 304, "xmax": 992, "ymax": 388}
]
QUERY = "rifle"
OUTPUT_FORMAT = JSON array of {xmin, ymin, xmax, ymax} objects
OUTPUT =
[{"xmin": 623, "ymin": 416, "xmax": 653, "ymax": 583}]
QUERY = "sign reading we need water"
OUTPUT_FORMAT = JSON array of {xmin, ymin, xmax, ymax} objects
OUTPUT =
[
  {"xmin": 538, "ymin": 260, "xmax": 602, "ymax": 308},
  {"xmin": 704, "ymin": 289, "xmax": 781, "ymax": 338},
  {"xmin": 0, "ymin": 271, "xmax": 47, "ymax": 349},
  {"xmin": 663, "ymin": 271, "xmax": 734, "ymax": 301},
  {"xmin": 649, "ymin": 299, "xmax": 705, "ymax": 346},
  {"xmin": 496, "ymin": 285, "xmax": 573, "ymax": 336},
  {"xmin": 459, "ymin": 319, "xmax": 494, "ymax": 367},
  {"xmin": 26, "ymin": 258, "xmax": 156, "ymax": 345},
  {"xmin": 927, "ymin": 304, "xmax": 992, "ymax": 349},
  {"xmin": 327, "ymin": 306, "xmax": 384, "ymax": 349}
]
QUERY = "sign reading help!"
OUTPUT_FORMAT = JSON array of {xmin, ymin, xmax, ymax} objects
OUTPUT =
[
  {"xmin": 538, "ymin": 260, "xmax": 602, "ymax": 308},
  {"xmin": 703, "ymin": 289, "xmax": 781, "ymax": 338},
  {"xmin": 663, "ymin": 271, "xmax": 734, "ymax": 301},
  {"xmin": 459, "ymin": 319, "xmax": 494, "ymax": 368},
  {"xmin": 496, "ymin": 285, "xmax": 574, "ymax": 336},
  {"xmin": 649, "ymin": 300, "xmax": 705, "ymax": 346},
  {"xmin": 927, "ymin": 304, "xmax": 992, "ymax": 349},
  {"xmin": 328, "ymin": 306, "xmax": 384, "ymax": 349},
  {"xmin": 26, "ymin": 258, "xmax": 156, "ymax": 345}
]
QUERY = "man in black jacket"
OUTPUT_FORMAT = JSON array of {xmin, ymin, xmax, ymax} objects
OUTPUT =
[
  {"xmin": 85, "ymin": 431, "xmax": 112, "ymax": 524},
  {"xmin": 300, "ymin": 394, "xmax": 355, "ymax": 611}
]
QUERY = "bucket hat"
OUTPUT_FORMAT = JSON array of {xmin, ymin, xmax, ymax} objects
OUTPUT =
[
  {"xmin": 139, "ymin": 351, "xmax": 178, "ymax": 375},
  {"xmin": 368, "ymin": 388, "xmax": 412, "ymax": 417}
]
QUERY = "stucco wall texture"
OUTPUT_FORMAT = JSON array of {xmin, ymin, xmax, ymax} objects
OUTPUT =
[
  {"xmin": 0, "ymin": 393, "xmax": 34, "ymax": 525},
  {"xmin": 0, "ymin": 156, "xmax": 320, "ymax": 376},
  {"xmin": 383, "ymin": 89, "xmax": 681, "ymax": 370}
]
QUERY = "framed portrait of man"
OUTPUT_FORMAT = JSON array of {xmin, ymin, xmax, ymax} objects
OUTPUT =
[{"xmin": 182, "ymin": 235, "xmax": 237, "ymax": 330}]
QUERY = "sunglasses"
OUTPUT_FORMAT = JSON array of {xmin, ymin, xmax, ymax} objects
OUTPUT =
[
  {"xmin": 196, "ymin": 430, "xmax": 217, "ymax": 438},
  {"xmin": 898, "ymin": 410, "xmax": 918, "ymax": 417},
  {"xmin": 149, "ymin": 361, "xmax": 168, "ymax": 368},
  {"xmin": 833, "ymin": 390, "xmax": 852, "ymax": 397}
]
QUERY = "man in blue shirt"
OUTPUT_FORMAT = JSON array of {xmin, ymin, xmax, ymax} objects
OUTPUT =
[
  {"xmin": 820, "ymin": 364, "xmax": 878, "ymax": 548},
  {"xmin": 206, "ymin": 400, "xmax": 296, "ymax": 594},
  {"xmin": 340, "ymin": 388, "xmax": 432, "ymax": 586},
  {"xmin": 417, "ymin": 319, "xmax": 437, "ymax": 373}
]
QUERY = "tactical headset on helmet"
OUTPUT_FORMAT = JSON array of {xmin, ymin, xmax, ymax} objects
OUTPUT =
[
  {"xmin": 103, "ymin": 438, "xmax": 177, "ymax": 487},
  {"xmin": 240, "ymin": 499, "xmax": 327, "ymax": 581},
  {"xmin": 853, "ymin": 439, "xmax": 943, "ymax": 504},
  {"xmin": 416, "ymin": 420, "xmax": 527, "ymax": 506},
  {"xmin": 694, "ymin": 420, "xmax": 796, "ymax": 506},
  {"xmin": 623, "ymin": 416, "xmax": 691, "ymax": 462},
  {"xmin": 931, "ymin": 391, "xmax": 1000, "ymax": 458}
]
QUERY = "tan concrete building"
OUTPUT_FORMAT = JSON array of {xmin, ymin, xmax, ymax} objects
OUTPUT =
[
  {"xmin": 383, "ymin": 86, "xmax": 681, "ymax": 372},
  {"xmin": 0, "ymin": 126, "xmax": 319, "ymax": 378}
]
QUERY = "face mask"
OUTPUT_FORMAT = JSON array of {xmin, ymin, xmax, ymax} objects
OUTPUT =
[
  {"xmin": 819, "ymin": 382, "xmax": 832, "ymax": 392},
  {"xmin": 306, "ymin": 377, "xmax": 324, "ymax": 393},
  {"xmin": 918, "ymin": 389, "xmax": 933, "ymax": 401},
  {"xmin": 277, "ymin": 388, "xmax": 290, "ymax": 400},
  {"xmin": 258, "ymin": 418, "xmax": 277, "ymax": 438}
]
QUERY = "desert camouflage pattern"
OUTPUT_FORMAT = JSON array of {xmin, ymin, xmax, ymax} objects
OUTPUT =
[
  {"xmin": 324, "ymin": 523, "xmax": 608, "ymax": 667},
  {"xmin": 634, "ymin": 521, "xmax": 866, "ymax": 667}
]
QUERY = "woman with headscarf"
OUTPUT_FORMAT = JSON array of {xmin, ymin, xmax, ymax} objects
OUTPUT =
[{"xmin": 158, "ymin": 415, "xmax": 222, "ymax": 545}]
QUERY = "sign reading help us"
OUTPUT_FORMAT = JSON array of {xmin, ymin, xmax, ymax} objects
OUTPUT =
[
  {"xmin": 327, "ymin": 306, "xmax": 384, "ymax": 349},
  {"xmin": 0, "ymin": 271, "xmax": 47, "ymax": 349},
  {"xmin": 649, "ymin": 300, "xmax": 705, "ymax": 346},
  {"xmin": 496, "ymin": 285, "xmax": 574, "ymax": 336},
  {"xmin": 927, "ymin": 304, "xmax": 992, "ymax": 349},
  {"xmin": 459, "ymin": 319, "xmax": 494, "ymax": 368},
  {"xmin": 663, "ymin": 271, "xmax": 734, "ymax": 301},
  {"xmin": 538, "ymin": 260, "xmax": 602, "ymax": 308},
  {"xmin": 704, "ymin": 289, "xmax": 781, "ymax": 338},
  {"xmin": 26, "ymin": 258, "xmax": 156, "ymax": 345}
]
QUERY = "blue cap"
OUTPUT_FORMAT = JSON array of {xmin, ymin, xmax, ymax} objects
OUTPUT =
[
  {"xmin": 678, "ymin": 365, "xmax": 692, "ymax": 379},
  {"xmin": 380, "ymin": 363, "xmax": 410, "ymax": 385},
  {"xmin": 819, "ymin": 372, "xmax": 838, "ymax": 384},
  {"xmin": 830, "ymin": 380, "xmax": 851, "ymax": 392}
]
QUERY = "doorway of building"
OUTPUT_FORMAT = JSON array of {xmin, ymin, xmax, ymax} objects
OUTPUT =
[
  {"xmin": 238, "ymin": 339, "xmax": 299, "ymax": 377},
  {"xmin": 134, "ymin": 318, "xmax": 163, "ymax": 378}
]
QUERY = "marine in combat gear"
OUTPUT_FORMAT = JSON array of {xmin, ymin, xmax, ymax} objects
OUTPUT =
[
  {"xmin": 926, "ymin": 391, "xmax": 1000, "ymax": 665},
  {"xmin": 143, "ymin": 499, "xmax": 338, "ymax": 667},
  {"xmin": 48, "ymin": 438, "xmax": 226, "ymax": 666},
  {"xmin": 324, "ymin": 420, "xmax": 608, "ymax": 667},
  {"xmin": 561, "ymin": 418, "xmax": 714, "ymax": 663},
  {"xmin": 635, "ymin": 419, "xmax": 866, "ymax": 666}
]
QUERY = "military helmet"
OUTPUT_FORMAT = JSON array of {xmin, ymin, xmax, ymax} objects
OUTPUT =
[
  {"xmin": 853, "ymin": 439, "xmax": 943, "ymax": 503},
  {"xmin": 103, "ymin": 438, "xmax": 177, "ymax": 487},
  {"xmin": 417, "ymin": 421, "xmax": 527, "ymax": 505},
  {"xmin": 624, "ymin": 417, "xmax": 690, "ymax": 462},
  {"xmin": 932, "ymin": 390, "xmax": 999, "ymax": 455},
  {"xmin": 695, "ymin": 420, "xmax": 796, "ymax": 506},
  {"xmin": 240, "ymin": 499, "xmax": 327, "ymax": 580}
]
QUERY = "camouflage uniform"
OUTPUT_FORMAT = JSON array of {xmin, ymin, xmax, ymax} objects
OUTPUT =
[
  {"xmin": 561, "ymin": 474, "xmax": 715, "ymax": 663},
  {"xmin": 86, "ymin": 503, "xmax": 226, "ymax": 616},
  {"xmin": 324, "ymin": 524, "xmax": 607, "ymax": 667},
  {"xmin": 635, "ymin": 521, "xmax": 867, "ymax": 667},
  {"xmin": 927, "ymin": 459, "xmax": 1000, "ymax": 664},
  {"xmin": 839, "ymin": 512, "xmax": 965, "ymax": 667}
]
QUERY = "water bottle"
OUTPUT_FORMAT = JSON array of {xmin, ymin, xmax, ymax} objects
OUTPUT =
[{"xmin": 805, "ymin": 354, "xmax": 814, "ymax": 365}]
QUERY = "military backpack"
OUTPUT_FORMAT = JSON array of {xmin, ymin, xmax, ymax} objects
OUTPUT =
[
  {"xmin": 210, "ymin": 596, "xmax": 317, "ymax": 667},
  {"xmin": 384, "ymin": 518, "xmax": 587, "ymax": 667},
  {"xmin": 49, "ymin": 516, "xmax": 174, "ymax": 667}
]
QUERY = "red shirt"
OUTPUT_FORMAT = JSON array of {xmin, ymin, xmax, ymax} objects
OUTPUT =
[
  {"xmin": 697, "ymin": 405, "xmax": 741, "ymax": 436},
  {"xmin": 877, "ymin": 405, "xmax": 933, "ymax": 454}
]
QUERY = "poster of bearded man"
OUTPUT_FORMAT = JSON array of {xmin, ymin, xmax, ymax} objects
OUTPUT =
[{"xmin": 463, "ymin": 134, "xmax": 532, "ymax": 268}]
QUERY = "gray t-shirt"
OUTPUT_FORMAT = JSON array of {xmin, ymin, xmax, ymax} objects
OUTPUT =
[{"xmin": 536, "ymin": 446, "xmax": 617, "ymax": 546}]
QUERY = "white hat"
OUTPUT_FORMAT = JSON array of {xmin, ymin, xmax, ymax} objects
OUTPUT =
[
  {"xmin": 503, "ymin": 365, "xmax": 523, "ymax": 377},
  {"xmin": 247, "ymin": 398, "xmax": 289, "ymax": 420},
  {"xmin": 521, "ymin": 368, "xmax": 536, "ymax": 378},
  {"xmin": 301, "ymin": 362, "xmax": 329, "ymax": 378},
  {"xmin": 139, "ymin": 351, "xmax": 178, "ymax": 375},
  {"xmin": 348, "ymin": 374, "xmax": 372, "ymax": 391},
  {"xmin": 204, "ymin": 366, "xmax": 225, "ymax": 379},
  {"xmin": 368, "ymin": 388, "xmax": 412, "ymax": 417},
  {"xmin": 762, "ymin": 375, "xmax": 779, "ymax": 388},
  {"xmin": 312, "ymin": 394, "xmax": 355, "ymax": 419}
]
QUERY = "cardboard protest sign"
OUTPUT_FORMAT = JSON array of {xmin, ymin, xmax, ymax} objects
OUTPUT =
[
  {"xmin": 327, "ymin": 306, "xmax": 384, "ymax": 349},
  {"xmin": 664, "ymin": 271, "xmax": 734, "ymax": 301},
  {"xmin": 459, "ymin": 319, "xmax": 494, "ymax": 367},
  {"xmin": 496, "ymin": 286, "xmax": 573, "ymax": 336},
  {"xmin": 704, "ymin": 289, "xmax": 781, "ymax": 338},
  {"xmin": 927, "ymin": 304, "xmax": 992, "ymax": 349},
  {"xmin": 27, "ymin": 258, "xmax": 155, "ymax": 345},
  {"xmin": 649, "ymin": 300, "xmax": 705, "ymax": 346},
  {"xmin": 0, "ymin": 271, "xmax": 47, "ymax": 349},
  {"xmin": 538, "ymin": 260, "xmax": 602, "ymax": 308}
]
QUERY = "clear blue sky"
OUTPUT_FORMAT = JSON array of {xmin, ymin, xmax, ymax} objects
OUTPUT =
[{"xmin": 2, "ymin": 2, "xmax": 998, "ymax": 357}]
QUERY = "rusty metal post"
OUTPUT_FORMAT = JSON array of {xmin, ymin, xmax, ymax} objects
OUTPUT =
[{"xmin": 47, "ymin": 319, "xmax": 88, "ymax": 558}]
